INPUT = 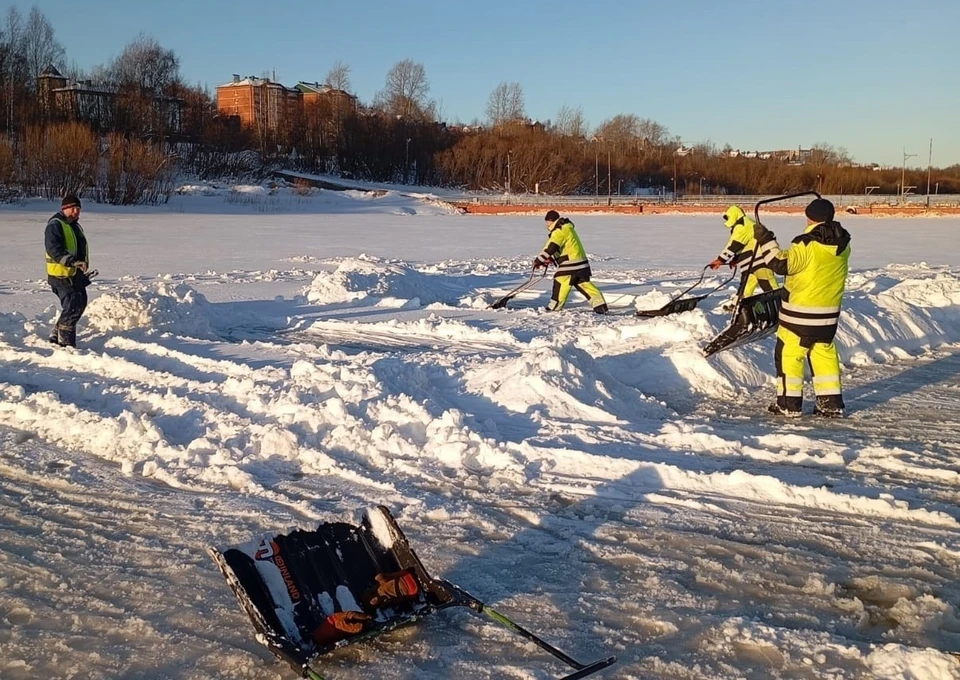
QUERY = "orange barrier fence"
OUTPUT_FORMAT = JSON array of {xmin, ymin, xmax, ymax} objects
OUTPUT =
[{"xmin": 456, "ymin": 203, "xmax": 960, "ymax": 217}]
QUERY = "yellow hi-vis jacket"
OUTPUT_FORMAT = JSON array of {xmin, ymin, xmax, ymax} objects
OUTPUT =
[
  {"xmin": 760, "ymin": 220, "xmax": 851, "ymax": 343},
  {"xmin": 46, "ymin": 218, "xmax": 89, "ymax": 278},
  {"xmin": 718, "ymin": 209, "xmax": 779, "ymax": 291},
  {"xmin": 535, "ymin": 218, "xmax": 591, "ymax": 277}
]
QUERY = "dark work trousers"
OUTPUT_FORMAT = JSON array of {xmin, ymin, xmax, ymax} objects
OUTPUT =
[{"xmin": 49, "ymin": 276, "xmax": 88, "ymax": 347}]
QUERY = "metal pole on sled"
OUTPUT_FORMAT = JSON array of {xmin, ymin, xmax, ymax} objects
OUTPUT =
[
  {"xmin": 445, "ymin": 581, "xmax": 617, "ymax": 680},
  {"xmin": 489, "ymin": 267, "xmax": 549, "ymax": 309},
  {"xmin": 737, "ymin": 190, "xmax": 822, "ymax": 298}
]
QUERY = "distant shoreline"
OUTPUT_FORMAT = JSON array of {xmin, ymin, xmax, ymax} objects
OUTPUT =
[{"xmin": 456, "ymin": 203, "xmax": 960, "ymax": 217}]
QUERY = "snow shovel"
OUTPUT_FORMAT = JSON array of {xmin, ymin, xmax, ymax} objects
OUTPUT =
[
  {"xmin": 489, "ymin": 267, "xmax": 549, "ymax": 309},
  {"xmin": 636, "ymin": 266, "xmax": 737, "ymax": 317},
  {"xmin": 208, "ymin": 505, "xmax": 617, "ymax": 680},
  {"xmin": 703, "ymin": 191, "xmax": 821, "ymax": 357}
]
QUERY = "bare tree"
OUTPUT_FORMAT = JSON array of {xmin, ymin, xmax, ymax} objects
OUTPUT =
[
  {"xmin": 554, "ymin": 105, "xmax": 586, "ymax": 138},
  {"xmin": 485, "ymin": 81, "xmax": 525, "ymax": 127},
  {"xmin": 110, "ymin": 33, "xmax": 180, "ymax": 94},
  {"xmin": 1, "ymin": 7, "xmax": 27, "ymax": 129},
  {"xmin": 22, "ymin": 6, "xmax": 64, "ymax": 84},
  {"xmin": 108, "ymin": 34, "xmax": 180, "ymax": 137},
  {"xmin": 325, "ymin": 60, "xmax": 351, "ymax": 92},
  {"xmin": 376, "ymin": 59, "xmax": 431, "ymax": 120},
  {"xmin": 636, "ymin": 118, "xmax": 669, "ymax": 148}
]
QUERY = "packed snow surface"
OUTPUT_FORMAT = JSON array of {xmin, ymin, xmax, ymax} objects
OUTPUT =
[{"xmin": 2, "ymin": 184, "xmax": 960, "ymax": 679}]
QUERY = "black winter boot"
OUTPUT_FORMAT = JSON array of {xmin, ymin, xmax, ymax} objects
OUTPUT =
[
  {"xmin": 814, "ymin": 395, "xmax": 845, "ymax": 418},
  {"xmin": 58, "ymin": 326, "xmax": 77, "ymax": 348},
  {"xmin": 593, "ymin": 303, "xmax": 609, "ymax": 314}
]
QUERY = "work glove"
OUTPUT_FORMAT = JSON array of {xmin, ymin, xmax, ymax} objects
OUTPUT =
[
  {"xmin": 532, "ymin": 258, "xmax": 546, "ymax": 271},
  {"xmin": 311, "ymin": 610, "xmax": 372, "ymax": 646},
  {"xmin": 362, "ymin": 569, "xmax": 421, "ymax": 610},
  {"xmin": 74, "ymin": 261, "xmax": 89, "ymax": 273},
  {"xmin": 753, "ymin": 221, "xmax": 774, "ymax": 244},
  {"xmin": 708, "ymin": 258, "xmax": 725, "ymax": 270},
  {"xmin": 87, "ymin": 269, "xmax": 99, "ymax": 280}
]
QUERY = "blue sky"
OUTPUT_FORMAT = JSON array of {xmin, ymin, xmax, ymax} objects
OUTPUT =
[{"xmin": 18, "ymin": 0, "xmax": 960, "ymax": 167}]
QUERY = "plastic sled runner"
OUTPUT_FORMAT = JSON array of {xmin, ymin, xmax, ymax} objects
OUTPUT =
[
  {"xmin": 208, "ymin": 506, "xmax": 616, "ymax": 680},
  {"xmin": 702, "ymin": 288, "xmax": 781, "ymax": 357},
  {"xmin": 636, "ymin": 267, "xmax": 735, "ymax": 318}
]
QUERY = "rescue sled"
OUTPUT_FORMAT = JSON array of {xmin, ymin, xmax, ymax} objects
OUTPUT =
[
  {"xmin": 489, "ymin": 267, "xmax": 548, "ymax": 309},
  {"xmin": 636, "ymin": 266, "xmax": 736, "ymax": 317},
  {"xmin": 703, "ymin": 191, "xmax": 821, "ymax": 357},
  {"xmin": 208, "ymin": 505, "xmax": 616, "ymax": 680}
]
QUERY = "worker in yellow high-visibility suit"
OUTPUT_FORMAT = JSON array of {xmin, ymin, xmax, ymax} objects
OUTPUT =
[
  {"xmin": 709, "ymin": 205, "xmax": 780, "ymax": 300},
  {"xmin": 755, "ymin": 198, "xmax": 851, "ymax": 418},
  {"xmin": 534, "ymin": 210, "xmax": 608, "ymax": 313}
]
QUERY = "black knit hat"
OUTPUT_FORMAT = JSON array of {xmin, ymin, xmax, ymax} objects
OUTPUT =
[
  {"xmin": 804, "ymin": 198, "xmax": 834, "ymax": 223},
  {"xmin": 544, "ymin": 210, "xmax": 560, "ymax": 222},
  {"xmin": 61, "ymin": 194, "xmax": 82, "ymax": 210}
]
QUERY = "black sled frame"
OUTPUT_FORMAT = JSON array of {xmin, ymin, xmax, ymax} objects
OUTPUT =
[
  {"xmin": 489, "ymin": 267, "xmax": 548, "ymax": 309},
  {"xmin": 636, "ymin": 266, "xmax": 736, "ymax": 317},
  {"xmin": 703, "ymin": 191, "xmax": 821, "ymax": 357},
  {"xmin": 209, "ymin": 506, "xmax": 616, "ymax": 680}
]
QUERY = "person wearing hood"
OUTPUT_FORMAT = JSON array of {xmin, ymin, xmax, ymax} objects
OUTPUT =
[
  {"xmin": 45, "ymin": 194, "xmax": 95, "ymax": 347},
  {"xmin": 534, "ymin": 210, "xmax": 608, "ymax": 313},
  {"xmin": 709, "ymin": 205, "xmax": 780, "ymax": 302},
  {"xmin": 753, "ymin": 198, "xmax": 851, "ymax": 418}
]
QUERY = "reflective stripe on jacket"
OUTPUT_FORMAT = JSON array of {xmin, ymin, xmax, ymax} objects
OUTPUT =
[
  {"xmin": 536, "ymin": 218, "xmax": 591, "ymax": 277},
  {"xmin": 719, "ymin": 217, "xmax": 780, "ymax": 285}
]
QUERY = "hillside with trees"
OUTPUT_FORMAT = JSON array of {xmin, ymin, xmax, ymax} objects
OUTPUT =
[{"xmin": 1, "ymin": 4, "xmax": 957, "ymax": 204}]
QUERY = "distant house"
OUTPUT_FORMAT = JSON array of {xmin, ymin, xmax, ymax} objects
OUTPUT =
[
  {"xmin": 216, "ymin": 75, "xmax": 358, "ymax": 132},
  {"xmin": 37, "ymin": 64, "xmax": 182, "ymax": 134},
  {"xmin": 216, "ymin": 75, "xmax": 302, "ymax": 132},
  {"xmin": 294, "ymin": 81, "xmax": 358, "ymax": 112}
]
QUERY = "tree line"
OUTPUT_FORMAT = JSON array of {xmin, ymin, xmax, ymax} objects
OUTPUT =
[{"xmin": 1, "ymin": 4, "xmax": 958, "ymax": 204}]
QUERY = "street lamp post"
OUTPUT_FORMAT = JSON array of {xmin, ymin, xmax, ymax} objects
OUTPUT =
[
  {"xmin": 699, "ymin": 176, "xmax": 705, "ymax": 196},
  {"xmin": 901, "ymin": 147, "xmax": 917, "ymax": 204},
  {"xmin": 606, "ymin": 149, "xmax": 611, "ymax": 202},
  {"xmin": 506, "ymin": 150, "xmax": 512, "ymax": 194},
  {"xmin": 594, "ymin": 148, "xmax": 599, "ymax": 197},
  {"xmin": 405, "ymin": 138, "xmax": 411, "ymax": 183}
]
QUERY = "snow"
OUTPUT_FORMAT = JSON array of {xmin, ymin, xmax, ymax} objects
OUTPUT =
[{"xmin": 2, "ymin": 183, "xmax": 960, "ymax": 679}]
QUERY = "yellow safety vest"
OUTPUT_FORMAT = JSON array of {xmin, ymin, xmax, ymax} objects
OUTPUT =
[{"xmin": 46, "ymin": 219, "xmax": 88, "ymax": 278}]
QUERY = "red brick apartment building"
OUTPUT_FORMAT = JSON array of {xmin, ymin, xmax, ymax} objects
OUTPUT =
[{"xmin": 216, "ymin": 75, "xmax": 357, "ymax": 131}]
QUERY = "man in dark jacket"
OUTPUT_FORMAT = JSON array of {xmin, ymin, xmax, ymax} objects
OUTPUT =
[{"xmin": 45, "ymin": 194, "xmax": 95, "ymax": 347}]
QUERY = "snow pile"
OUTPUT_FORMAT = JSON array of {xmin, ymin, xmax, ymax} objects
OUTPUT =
[
  {"xmin": 0, "ymin": 311, "xmax": 27, "ymax": 342},
  {"xmin": 304, "ymin": 256, "xmax": 455, "ymax": 307},
  {"xmin": 85, "ymin": 282, "xmax": 218, "ymax": 339},
  {"xmin": 4, "ymin": 200, "xmax": 960, "ymax": 680},
  {"xmin": 840, "ymin": 265, "xmax": 960, "ymax": 364}
]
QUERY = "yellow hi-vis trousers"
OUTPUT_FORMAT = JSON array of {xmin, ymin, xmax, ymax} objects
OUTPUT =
[
  {"xmin": 547, "ymin": 274, "xmax": 605, "ymax": 311},
  {"xmin": 741, "ymin": 268, "xmax": 779, "ymax": 298},
  {"xmin": 774, "ymin": 326, "xmax": 842, "ymax": 412}
]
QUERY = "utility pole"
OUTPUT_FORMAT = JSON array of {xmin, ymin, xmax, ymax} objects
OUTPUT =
[
  {"xmin": 594, "ymin": 147, "xmax": 599, "ymax": 196},
  {"xmin": 506, "ymin": 150, "xmax": 512, "ymax": 194},
  {"xmin": 606, "ymin": 148, "xmax": 611, "ymax": 202},
  {"xmin": 901, "ymin": 147, "xmax": 917, "ymax": 204},
  {"xmin": 926, "ymin": 138, "xmax": 933, "ymax": 206}
]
